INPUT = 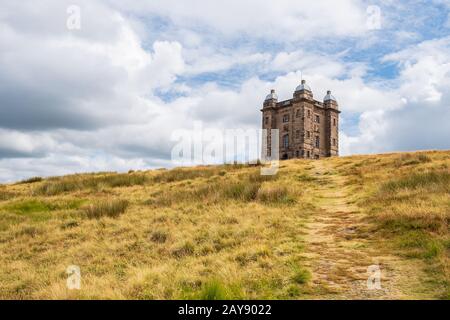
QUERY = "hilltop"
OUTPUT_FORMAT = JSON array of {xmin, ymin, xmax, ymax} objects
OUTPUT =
[{"xmin": 0, "ymin": 150, "xmax": 448, "ymax": 299}]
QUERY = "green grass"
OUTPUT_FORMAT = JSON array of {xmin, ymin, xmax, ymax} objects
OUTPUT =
[
  {"xmin": 380, "ymin": 171, "xmax": 450, "ymax": 193},
  {"xmin": 198, "ymin": 279, "xmax": 228, "ymax": 300},
  {"xmin": 4, "ymin": 199, "xmax": 84, "ymax": 214},
  {"xmin": 291, "ymin": 267, "xmax": 312, "ymax": 285}
]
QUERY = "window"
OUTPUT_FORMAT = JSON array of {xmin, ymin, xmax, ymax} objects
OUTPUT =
[
  {"xmin": 333, "ymin": 118, "xmax": 336, "ymax": 126},
  {"xmin": 307, "ymin": 151, "xmax": 310, "ymax": 158},
  {"xmin": 265, "ymin": 117, "xmax": 269, "ymax": 125},
  {"xmin": 306, "ymin": 131, "xmax": 311, "ymax": 139},
  {"xmin": 296, "ymin": 109, "xmax": 301, "ymax": 118},
  {"xmin": 307, "ymin": 110, "xmax": 311, "ymax": 118},
  {"xmin": 314, "ymin": 115, "xmax": 320, "ymax": 123},
  {"xmin": 296, "ymin": 151, "xmax": 299, "ymax": 157},
  {"xmin": 295, "ymin": 130, "xmax": 300, "ymax": 139},
  {"xmin": 333, "ymin": 138, "xmax": 336, "ymax": 146},
  {"xmin": 315, "ymin": 136, "xmax": 320, "ymax": 148},
  {"xmin": 283, "ymin": 135, "xmax": 289, "ymax": 148},
  {"xmin": 283, "ymin": 114, "xmax": 289, "ymax": 123}
]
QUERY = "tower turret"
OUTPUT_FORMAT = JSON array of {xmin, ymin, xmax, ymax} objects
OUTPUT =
[
  {"xmin": 323, "ymin": 90, "xmax": 340, "ymax": 157},
  {"xmin": 323, "ymin": 90, "xmax": 338, "ymax": 110},
  {"xmin": 293, "ymin": 80, "xmax": 313, "ymax": 100},
  {"xmin": 263, "ymin": 89, "xmax": 278, "ymax": 108}
]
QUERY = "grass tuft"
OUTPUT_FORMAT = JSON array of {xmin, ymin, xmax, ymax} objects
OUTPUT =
[
  {"xmin": 198, "ymin": 279, "xmax": 228, "ymax": 300},
  {"xmin": 256, "ymin": 185, "xmax": 296, "ymax": 204},
  {"xmin": 292, "ymin": 267, "xmax": 311, "ymax": 284},
  {"xmin": 150, "ymin": 231, "xmax": 168, "ymax": 243},
  {"xmin": 84, "ymin": 199, "xmax": 129, "ymax": 219},
  {"xmin": 172, "ymin": 241, "xmax": 195, "ymax": 258}
]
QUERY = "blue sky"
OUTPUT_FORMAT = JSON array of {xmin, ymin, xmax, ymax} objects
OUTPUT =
[{"xmin": 0, "ymin": 0, "xmax": 449, "ymax": 182}]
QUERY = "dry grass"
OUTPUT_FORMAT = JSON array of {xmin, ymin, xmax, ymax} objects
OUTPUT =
[
  {"xmin": 34, "ymin": 172, "xmax": 148, "ymax": 196},
  {"xmin": 84, "ymin": 199, "xmax": 129, "ymax": 219},
  {"xmin": 18, "ymin": 177, "xmax": 43, "ymax": 184},
  {"xmin": 0, "ymin": 162, "xmax": 314, "ymax": 299},
  {"xmin": 0, "ymin": 150, "xmax": 448, "ymax": 299},
  {"xmin": 337, "ymin": 151, "xmax": 450, "ymax": 298}
]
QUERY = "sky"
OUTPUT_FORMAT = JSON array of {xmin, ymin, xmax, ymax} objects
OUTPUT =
[{"xmin": 0, "ymin": 0, "xmax": 449, "ymax": 182}]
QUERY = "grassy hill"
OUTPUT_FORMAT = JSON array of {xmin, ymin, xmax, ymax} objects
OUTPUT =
[{"xmin": 0, "ymin": 150, "xmax": 448, "ymax": 299}]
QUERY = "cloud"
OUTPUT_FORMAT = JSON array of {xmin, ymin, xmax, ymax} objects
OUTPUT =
[
  {"xmin": 0, "ymin": 1, "xmax": 449, "ymax": 182},
  {"xmin": 342, "ymin": 36, "xmax": 450, "ymax": 155},
  {"xmin": 110, "ymin": 0, "xmax": 368, "ymax": 41},
  {"xmin": 0, "ymin": 1, "xmax": 184, "ymax": 131}
]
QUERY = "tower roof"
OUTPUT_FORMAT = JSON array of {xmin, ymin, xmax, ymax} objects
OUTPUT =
[
  {"xmin": 324, "ymin": 90, "xmax": 337, "ymax": 102},
  {"xmin": 265, "ymin": 89, "xmax": 278, "ymax": 101},
  {"xmin": 295, "ymin": 80, "xmax": 311, "ymax": 92}
]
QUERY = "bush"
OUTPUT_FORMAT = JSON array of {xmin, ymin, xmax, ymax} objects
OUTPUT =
[
  {"xmin": 18, "ymin": 177, "xmax": 43, "ymax": 184},
  {"xmin": 84, "ymin": 199, "xmax": 129, "ymax": 219}
]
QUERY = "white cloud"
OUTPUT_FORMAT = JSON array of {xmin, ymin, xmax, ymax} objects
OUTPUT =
[
  {"xmin": 342, "ymin": 36, "xmax": 450, "ymax": 155},
  {"xmin": 0, "ymin": 1, "xmax": 449, "ymax": 182},
  {"xmin": 110, "ymin": 0, "xmax": 368, "ymax": 41}
]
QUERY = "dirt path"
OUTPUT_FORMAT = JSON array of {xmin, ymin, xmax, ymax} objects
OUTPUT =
[{"xmin": 302, "ymin": 159, "xmax": 431, "ymax": 299}]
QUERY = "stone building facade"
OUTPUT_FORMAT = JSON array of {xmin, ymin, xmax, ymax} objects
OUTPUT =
[{"xmin": 261, "ymin": 80, "xmax": 340, "ymax": 160}]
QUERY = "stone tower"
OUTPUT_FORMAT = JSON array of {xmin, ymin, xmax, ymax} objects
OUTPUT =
[{"xmin": 261, "ymin": 80, "xmax": 340, "ymax": 160}]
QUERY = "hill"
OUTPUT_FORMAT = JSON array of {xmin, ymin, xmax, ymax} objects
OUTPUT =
[{"xmin": 0, "ymin": 150, "xmax": 448, "ymax": 299}]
